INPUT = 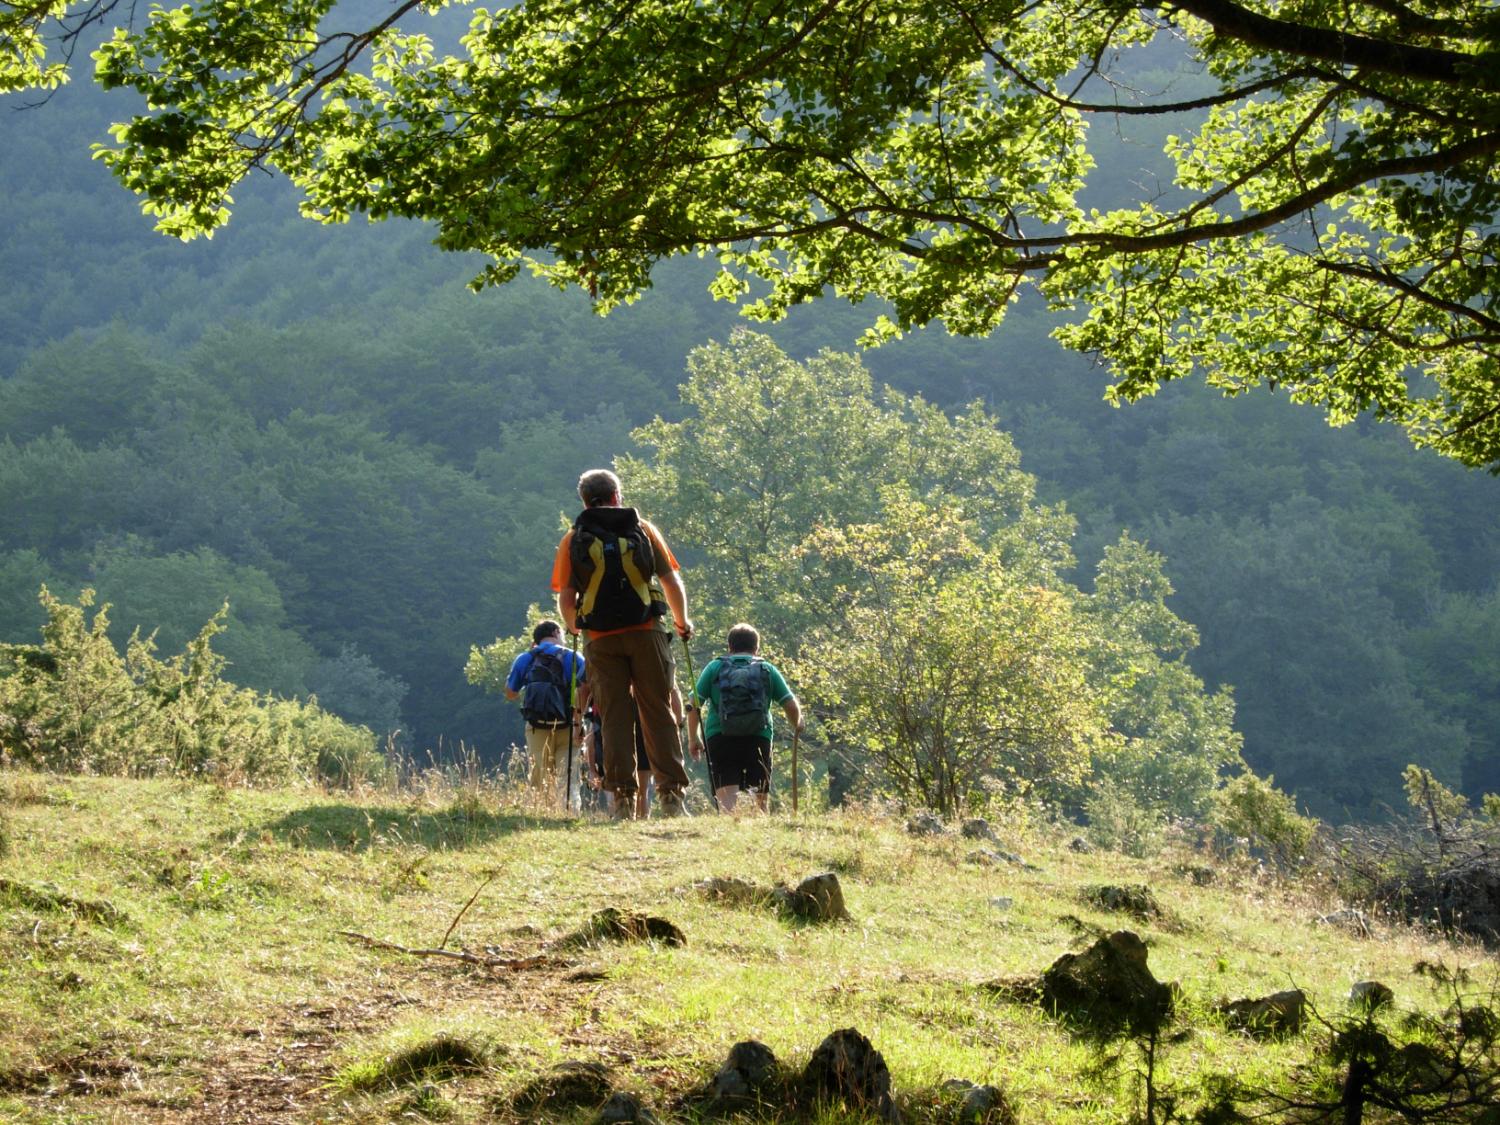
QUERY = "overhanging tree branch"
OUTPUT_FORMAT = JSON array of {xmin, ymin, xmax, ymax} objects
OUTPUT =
[
  {"xmin": 1045, "ymin": 130, "xmax": 1500, "ymax": 256},
  {"xmin": 1166, "ymin": 0, "xmax": 1496, "ymax": 90}
]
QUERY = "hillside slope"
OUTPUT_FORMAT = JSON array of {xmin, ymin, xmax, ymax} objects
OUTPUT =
[{"xmin": 0, "ymin": 771, "xmax": 1492, "ymax": 1123}]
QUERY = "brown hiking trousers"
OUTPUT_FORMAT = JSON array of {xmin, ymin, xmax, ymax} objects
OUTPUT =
[{"xmin": 585, "ymin": 627, "xmax": 688, "ymax": 800}]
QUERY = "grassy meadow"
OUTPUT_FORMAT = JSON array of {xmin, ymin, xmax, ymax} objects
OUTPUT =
[{"xmin": 0, "ymin": 768, "xmax": 1491, "ymax": 1123}]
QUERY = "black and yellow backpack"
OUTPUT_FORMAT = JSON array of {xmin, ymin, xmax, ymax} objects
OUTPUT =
[{"xmin": 569, "ymin": 507, "xmax": 668, "ymax": 631}]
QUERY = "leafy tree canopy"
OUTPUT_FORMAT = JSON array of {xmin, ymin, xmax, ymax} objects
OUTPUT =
[
  {"xmin": 6, "ymin": 0, "xmax": 1500, "ymax": 464},
  {"xmin": 623, "ymin": 328, "xmax": 1074, "ymax": 649}
]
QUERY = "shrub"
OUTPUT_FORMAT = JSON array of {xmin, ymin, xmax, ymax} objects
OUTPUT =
[
  {"xmin": 1211, "ymin": 771, "xmax": 1319, "ymax": 870},
  {"xmin": 0, "ymin": 589, "xmax": 151, "ymax": 774},
  {"xmin": 0, "ymin": 587, "xmax": 382, "ymax": 786},
  {"xmin": 1334, "ymin": 766, "xmax": 1500, "ymax": 943}
]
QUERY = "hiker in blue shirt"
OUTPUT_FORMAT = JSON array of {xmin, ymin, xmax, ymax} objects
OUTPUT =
[
  {"xmin": 687, "ymin": 622, "xmax": 801, "ymax": 813},
  {"xmin": 505, "ymin": 620, "xmax": 588, "ymax": 810}
]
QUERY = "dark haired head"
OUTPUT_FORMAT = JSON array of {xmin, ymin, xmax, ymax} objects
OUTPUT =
[
  {"xmin": 577, "ymin": 468, "xmax": 621, "ymax": 508},
  {"xmin": 532, "ymin": 620, "xmax": 562, "ymax": 644},
  {"xmin": 727, "ymin": 623, "xmax": 760, "ymax": 654}
]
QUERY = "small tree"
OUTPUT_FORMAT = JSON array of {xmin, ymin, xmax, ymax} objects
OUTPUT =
[
  {"xmin": 619, "ymin": 334, "xmax": 1240, "ymax": 815},
  {"xmin": 792, "ymin": 498, "xmax": 1109, "ymax": 816},
  {"xmin": 1236, "ymin": 963, "xmax": 1500, "ymax": 1124},
  {"xmin": 624, "ymin": 330, "xmax": 1070, "ymax": 655}
]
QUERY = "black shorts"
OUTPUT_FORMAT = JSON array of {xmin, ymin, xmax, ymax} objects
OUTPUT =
[{"xmin": 705, "ymin": 733, "xmax": 771, "ymax": 792}]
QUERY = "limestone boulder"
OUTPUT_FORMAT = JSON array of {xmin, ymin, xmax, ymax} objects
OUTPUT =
[
  {"xmin": 907, "ymin": 812, "xmax": 946, "ymax": 836},
  {"xmin": 941, "ymin": 1078, "xmax": 1015, "ymax": 1124},
  {"xmin": 597, "ymin": 1091, "xmax": 661, "ymax": 1123},
  {"xmin": 707, "ymin": 1039, "xmax": 779, "ymax": 1107}
]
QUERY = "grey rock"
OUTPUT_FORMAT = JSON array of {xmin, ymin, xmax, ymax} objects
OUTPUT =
[
  {"xmin": 941, "ymin": 1078, "xmax": 1015, "ymax": 1124},
  {"xmin": 709, "ymin": 1039, "xmax": 778, "ymax": 1106},
  {"xmin": 709, "ymin": 1065, "xmax": 750, "ymax": 1101},
  {"xmin": 724, "ymin": 1040, "xmax": 777, "ymax": 1088},
  {"xmin": 966, "ymin": 848, "xmax": 1034, "ymax": 870},
  {"xmin": 988, "ymin": 896, "xmax": 1014, "ymax": 912},
  {"xmin": 1068, "ymin": 836, "xmax": 1094, "ymax": 853},
  {"xmin": 1315, "ymin": 908, "xmax": 1372, "ymax": 937},
  {"xmin": 907, "ymin": 811, "xmax": 946, "ymax": 836},
  {"xmin": 1349, "ymin": 980, "xmax": 1395, "ymax": 1011},
  {"xmin": 1219, "ymin": 989, "xmax": 1307, "ymax": 1037},
  {"xmin": 598, "ymin": 1090, "xmax": 661, "ymax": 1124},
  {"xmin": 960, "ymin": 819, "xmax": 998, "ymax": 841},
  {"xmin": 1040, "ymin": 930, "xmax": 1175, "ymax": 1035},
  {"xmin": 1082, "ymin": 884, "xmax": 1163, "ymax": 921}
]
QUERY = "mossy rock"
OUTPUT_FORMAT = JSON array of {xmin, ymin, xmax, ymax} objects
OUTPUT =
[
  {"xmin": 1081, "ymin": 884, "xmax": 1162, "ymax": 921},
  {"xmin": 561, "ymin": 907, "xmax": 685, "ymax": 949},
  {"xmin": 512, "ymin": 1060, "xmax": 613, "ymax": 1114},
  {"xmin": 1040, "ymin": 930, "xmax": 1174, "ymax": 1037}
]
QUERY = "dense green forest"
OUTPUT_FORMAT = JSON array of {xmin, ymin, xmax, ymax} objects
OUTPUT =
[{"xmin": 2, "ymin": 67, "xmax": 1497, "ymax": 820}]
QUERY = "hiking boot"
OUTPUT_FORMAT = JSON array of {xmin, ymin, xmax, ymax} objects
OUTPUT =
[
  {"xmin": 658, "ymin": 790, "xmax": 690, "ymax": 819},
  {"xmin": 610, "ymin": 795, "xmax": 637, "ymax": 821}
]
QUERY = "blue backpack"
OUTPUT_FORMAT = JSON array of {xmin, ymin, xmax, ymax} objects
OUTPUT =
[{"xmin": 521, "ymin": 647, "xmax": 570, "ymax": 726}]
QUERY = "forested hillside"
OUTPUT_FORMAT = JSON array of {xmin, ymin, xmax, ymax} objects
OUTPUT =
[{"xmin": 2, "ymin": 59, "xmax": 1497, "ymax": 819}]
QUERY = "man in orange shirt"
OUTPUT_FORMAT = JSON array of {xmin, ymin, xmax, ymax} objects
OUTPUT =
[{"xmin": 553, "ymin": 468, "xmax": 694, "ymax": 818}]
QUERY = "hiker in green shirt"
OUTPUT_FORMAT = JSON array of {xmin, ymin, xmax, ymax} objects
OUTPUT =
[{"xmin": 687, "ymin": 623, "xmax": 801, "ymax": 813}]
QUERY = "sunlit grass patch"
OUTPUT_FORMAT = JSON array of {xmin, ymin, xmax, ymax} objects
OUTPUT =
[{"xmin": 2, "ymin": 767, "xmax": 1497, "ymax": 1123}]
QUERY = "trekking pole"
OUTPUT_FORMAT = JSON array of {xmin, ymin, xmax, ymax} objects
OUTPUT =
[
  {"xmin": 680, "ymin": 633, "xmax": 697, "ymax": 712},
  {"xmin": 567, "ymin": 629, "xmax": 579, "ymax": 813},
  {"xmin": 680, "ymin": 632, "xmax": 713, "ymax": 809},
  {"xmin": 791, "ymin": 724, "xmax": 800, "ymax": 815}
]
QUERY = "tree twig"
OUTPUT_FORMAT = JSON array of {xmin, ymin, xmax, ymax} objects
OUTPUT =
[{"xmin": 441, "ymin": 872, "xmax": 497, "ymax": 950}]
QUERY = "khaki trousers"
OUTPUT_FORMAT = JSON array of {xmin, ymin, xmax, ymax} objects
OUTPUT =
[
  {"xmin": 525, "ymin": 723, "xmax": 578, "ymax": 811},
  {"xmin": 585, "ymin": 628, "xmax": 688, "ymax": 799}
]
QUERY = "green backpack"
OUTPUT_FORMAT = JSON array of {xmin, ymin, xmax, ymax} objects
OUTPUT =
[{"xmin": 716, "ymin": 656, "xmax": 769, "ymax": 737}]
